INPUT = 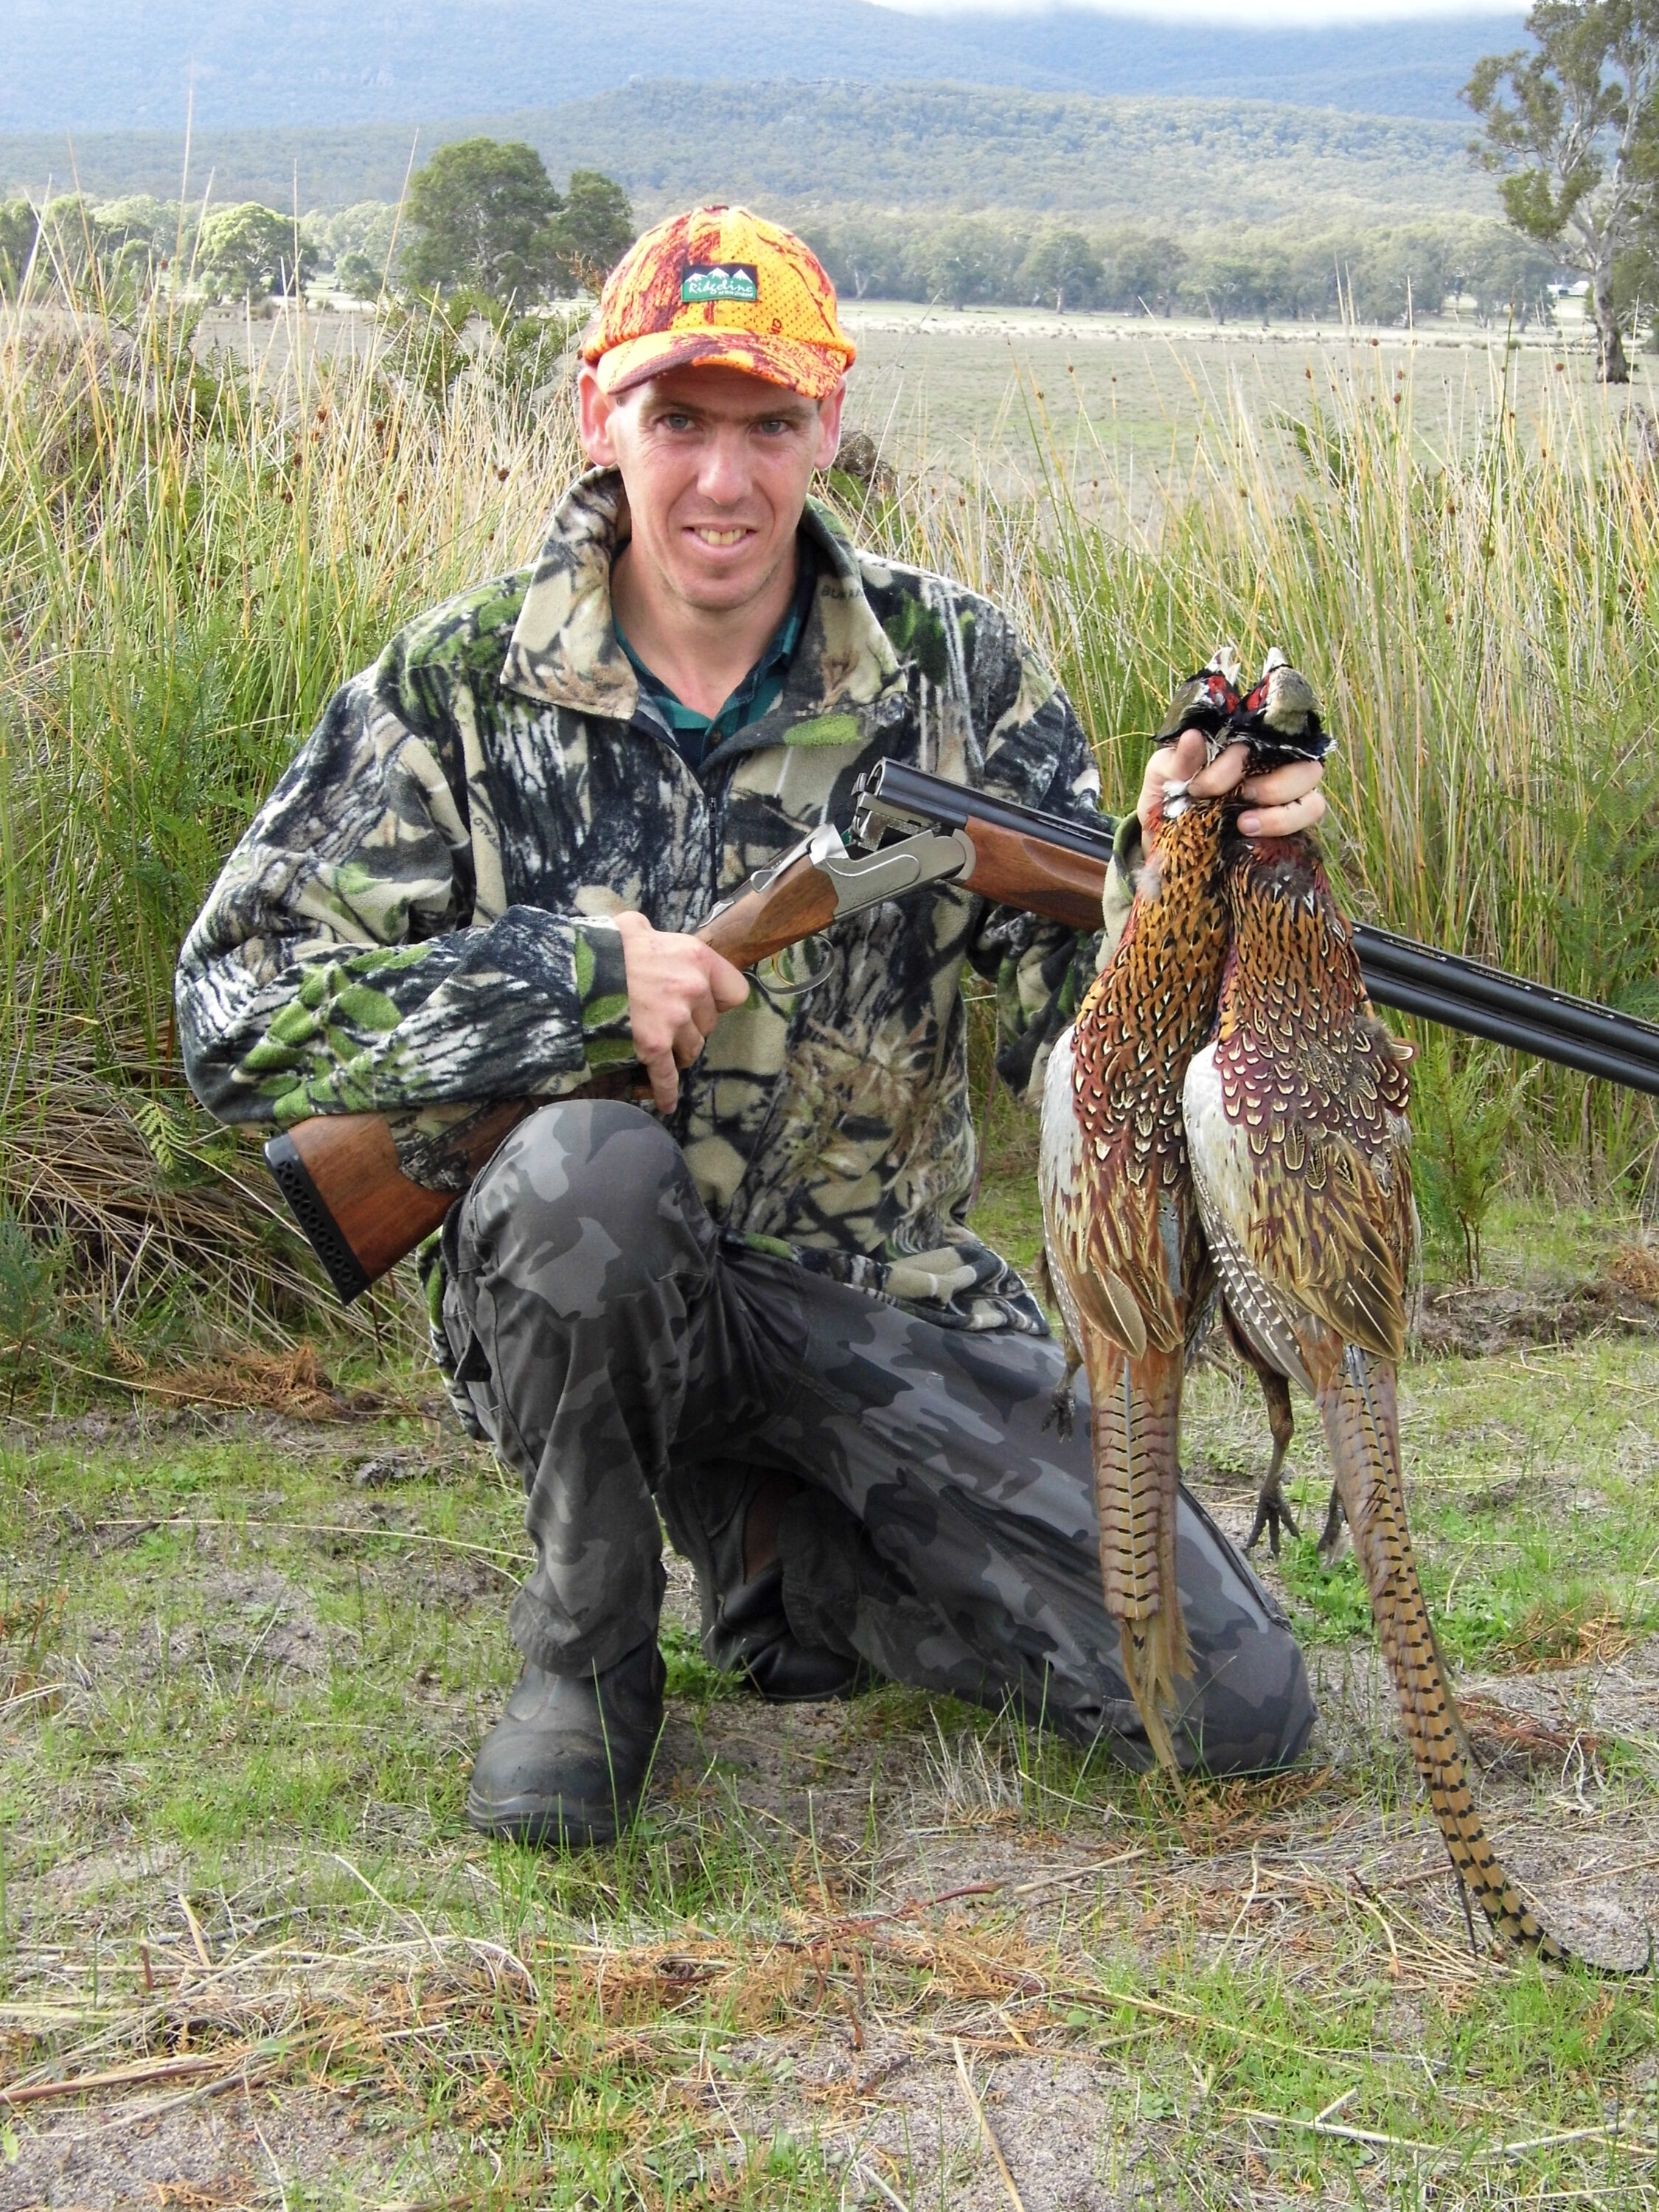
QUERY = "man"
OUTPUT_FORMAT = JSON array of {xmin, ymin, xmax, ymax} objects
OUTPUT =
[{"xmin": 178, "ymin": 206, "xmax": 1328, "ymax": 1848}]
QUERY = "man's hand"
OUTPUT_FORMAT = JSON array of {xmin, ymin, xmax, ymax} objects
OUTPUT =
[
  {"xmin": 613, "ymin": 911, "xmax": 749, "ymax": 1113},
  {"xmin": 1138, "ymin": 727, "xmax": 1326, "ymax": 846}
]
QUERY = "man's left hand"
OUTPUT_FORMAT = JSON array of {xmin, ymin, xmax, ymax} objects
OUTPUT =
[{"xmin": 1138, "ymin": 727, "xmax": 1326, "ymax": 844}]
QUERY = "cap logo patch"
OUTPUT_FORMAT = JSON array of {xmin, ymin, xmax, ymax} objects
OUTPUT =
[{"xmin": 681, "ymin": 262, "xmax": 759, "ymax": 305}]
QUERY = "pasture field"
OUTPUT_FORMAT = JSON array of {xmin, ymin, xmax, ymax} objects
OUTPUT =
[
  {"xmin": 839, "ymin": 304, "xmax": 1633, "ymax": 484},
  {"xmin": 3, "ymin": 289, "xmax": 1659, "ymax": 2205},
  {"xmin": 195, "ymin": 299, "xmax": 1658, "ymax": 492}
]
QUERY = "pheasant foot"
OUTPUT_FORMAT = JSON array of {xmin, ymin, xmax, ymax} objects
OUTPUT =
[
  {"xmin": 1244, "ymin": 1473, "xmax": 1301, "ymax": 1557},
  {"xmin": 1042, "ymin": 1375, "xmax": 1077, "ymax": 1439}
]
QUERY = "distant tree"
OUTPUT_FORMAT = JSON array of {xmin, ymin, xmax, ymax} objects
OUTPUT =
[
  {"xmin": 1185, "ymin": 246, "xmax": 1293, "ymax": 324},
  {"xmin": 548, "ymin": 169, "xmax": 634, "ymax": 288},
  {"xmin": 1105, "ymin": 230, "xmax": 1187, "ymax": 316},
  {"xmin": 335, "ymin": 250, "xmax": 381, "ymax": 300},
  {"xmin": 803, "ymin": 218, "xmax": 912, "ymax": 302},
  {"xmin": 196, "ymin": 204, "xmax": 296, "ymax": 299},
  {"xmin": 0, "ymin": 201, "xmax": 38, "ymax": 297},
  {"xmin": 1464, "ymin": 2, "xmax": 1659, "ymax": 381},
  {"xmin": 318, "ymin": 201, "xmax": 400, "ymax": 272},
  {"xmin": 403, "ymin": 139, "xmax": 560, "ymax": 302},
  {"xmin": 1024, "ymin": 230, "xmax": 1104, "ymax": 312},
  {"xmin": 929, "ymin": 220, "xmax": 1015, "ymax": 308}
]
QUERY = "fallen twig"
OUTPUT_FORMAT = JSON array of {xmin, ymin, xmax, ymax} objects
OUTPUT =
[
  {"xmin": 94, "ymin": 1514, "xmax": 525, "ymax": 1576},
  {"xmin": 0, "ymin": 2048, "xmax": 240, "ymax": 2107},
  {"xmin": 178, "ymin": 1889, "xmax": 213, "ymax": 1972}
]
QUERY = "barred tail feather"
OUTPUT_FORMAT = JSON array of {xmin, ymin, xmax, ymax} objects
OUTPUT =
[
  {"xmin": 1315, "ymin": 1343, "xmax": 1569, "ymax": 1964},
  {"xmin": 1082, "ymin": 1328, "xmax": 1190, "ymax": 1770}
]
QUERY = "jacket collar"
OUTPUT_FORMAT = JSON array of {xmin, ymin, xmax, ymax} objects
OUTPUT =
[{"xmin": 500, "ymin": 467, "xmax": 905, "ymax": 737}]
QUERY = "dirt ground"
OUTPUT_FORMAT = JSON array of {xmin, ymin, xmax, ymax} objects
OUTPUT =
[{"xmin": 2, "ymin": 1259, "xmax": 1658, "ymax": 2208}]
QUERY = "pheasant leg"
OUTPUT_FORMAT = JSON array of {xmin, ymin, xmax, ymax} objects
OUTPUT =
[
  {"xmin": 1043, "ymin": 1329, "xmax": 1082, "ymax": 1442},
  {"xmin": 1315, "ymin": 1482, "xmax": 1348, "ymax": 1563},
  {"xmin": 1244, "ymin": 1368, "xmax": 1298, "ymax": 1555},
  {"xmin": 1221, "ymin": 1318, "xmax": 1301, "ymax": 1556}
]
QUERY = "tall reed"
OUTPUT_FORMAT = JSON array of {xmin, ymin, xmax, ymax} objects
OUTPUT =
[
  {"xmin": 0, "ymin": 285, "xmax": 582, "ymax": 1353},
  {"xmin": 1, "ymin": 290, "xmax": 1654, "ymax": 1363}
]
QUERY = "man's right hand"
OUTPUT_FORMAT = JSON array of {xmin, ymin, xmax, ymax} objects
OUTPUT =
[{"xmin": 613, "ymin": 911, "xmax": 749, "ymax": 1113}]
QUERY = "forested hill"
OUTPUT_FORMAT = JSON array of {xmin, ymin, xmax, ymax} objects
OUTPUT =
[
  {"xmin": 0, "ymin": 82, "xmax": 1498, "ymax": 227},
  {"xmin": 4, "ymin": 0, "xmax": 1526, "ymax": 135}
]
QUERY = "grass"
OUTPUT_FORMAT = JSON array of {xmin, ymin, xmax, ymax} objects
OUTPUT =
[
  {"xmin": 4, "ymin": 274, "xmax": 1659, "ymax": 2202},
  {"xmin": 1, "ymin": 1284, "xmax": 1658, "ymax": 2206}
]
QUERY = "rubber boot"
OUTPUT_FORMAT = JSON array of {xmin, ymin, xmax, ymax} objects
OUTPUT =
[
  {"xmin": 465, "ymin": 1640, "xmax": 665, "ymax": 1848},
  {"xmin": 713, "ymin": 1560, "xmax": 871, "ymax": 1702}
]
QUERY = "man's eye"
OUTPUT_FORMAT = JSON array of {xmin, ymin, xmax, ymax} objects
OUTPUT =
[{"xmin": 660, "ymin": 413, "xmax": 695, "ymax": 431}]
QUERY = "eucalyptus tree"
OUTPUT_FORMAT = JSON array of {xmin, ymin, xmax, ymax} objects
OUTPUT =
[{"xmin": 1465, "ymin": 1, "xmax": 1659, "ymax": 382}]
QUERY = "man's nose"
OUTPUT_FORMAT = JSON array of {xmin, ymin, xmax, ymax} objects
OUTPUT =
[{"xmin": 695, "ymin": 428, "xmax": 753, "ymax": 505}]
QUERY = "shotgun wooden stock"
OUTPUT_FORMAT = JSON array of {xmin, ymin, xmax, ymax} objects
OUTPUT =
[{"xmin": 956, "ymin": 817, "xmax": 1109, "ymax": 931}]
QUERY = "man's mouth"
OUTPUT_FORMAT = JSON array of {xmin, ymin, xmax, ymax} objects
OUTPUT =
[{"xmin": 689, "ymin": 525, "xmax": 753, "ymax": 548}]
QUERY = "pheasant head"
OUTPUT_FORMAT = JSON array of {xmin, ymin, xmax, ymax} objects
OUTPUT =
[
  {"xmin": 1148, "ymin": 647, "xmax": 1243, "ymax": 837},
  {"xmin": 1229, "ymin": 647, "xmax": 1330, "ymax": 772}
]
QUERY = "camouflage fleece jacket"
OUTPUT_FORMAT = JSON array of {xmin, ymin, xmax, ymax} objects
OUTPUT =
[{"xmin": 177, "ymin": 468, "xmax": 1135, "ymax": 1335}]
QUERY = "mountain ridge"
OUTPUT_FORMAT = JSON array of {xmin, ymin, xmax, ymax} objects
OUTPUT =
[
  {"xmin": 3, "ymin": 1, "xmax": 1528, "ymax": 134},
  {"xmin": 0, "ymin": 80, "xmax": 1500, "ymax": 226}
]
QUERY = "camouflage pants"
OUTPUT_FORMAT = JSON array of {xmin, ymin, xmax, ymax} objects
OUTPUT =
[{"xmin": 440, "ymin": 1101, "xmax": 1315, "ymax": 1773}]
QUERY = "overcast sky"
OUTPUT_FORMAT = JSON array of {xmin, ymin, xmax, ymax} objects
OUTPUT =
[{"xmin": 873, "ymin": 1, "xmax": 1523, "ymax": 20}]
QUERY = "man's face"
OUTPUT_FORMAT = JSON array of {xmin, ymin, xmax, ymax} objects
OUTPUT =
[{"xmin": 579, "ymin": 364, "xmax": 844, "ymax": 616}]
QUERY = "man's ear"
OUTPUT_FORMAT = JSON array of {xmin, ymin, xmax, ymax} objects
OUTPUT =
[
  {"xmin": 814, "ymin": 380, "xmax": 848, "ymax": 471},
  {"xmin": 578, "ymin": 366, "xmax": 620, "ymax": 467}
]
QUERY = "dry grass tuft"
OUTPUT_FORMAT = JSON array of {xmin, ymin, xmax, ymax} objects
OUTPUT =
[
  {"xmin": 97, "ymin": 1340, "xmax": 388, "ymax": 1418},
  {"xmin": 1609, "ymin": 1241, "xmax": 1659, "ymax": 1304},
  {"xmin": 1496, "ymin": 1594, "xmax": 1636, "ymax": 1673}
]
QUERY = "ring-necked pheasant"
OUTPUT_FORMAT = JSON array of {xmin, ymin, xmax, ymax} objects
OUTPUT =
[
  {"xmin": 1039, "ymin": 655, "xmax": 1239, "ymax": 1769},
  {"xmin": 1183, "ymin": 650, "xmax": 1571, "ymax": 1961}
]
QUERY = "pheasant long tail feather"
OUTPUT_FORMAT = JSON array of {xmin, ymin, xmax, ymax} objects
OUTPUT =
[
  {"xmin": 1082, "ymin": 1329, "xmax": 1190, "ymax": 1770},
  {"xmin": 1314, "ymin": 1342, "xmax": 1569, "ymax": 1964}
]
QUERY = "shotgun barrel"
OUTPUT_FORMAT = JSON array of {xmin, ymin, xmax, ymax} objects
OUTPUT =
[{"xmin": 850, "ymin": 759, "xmax": 1659, "ymax": 1099}]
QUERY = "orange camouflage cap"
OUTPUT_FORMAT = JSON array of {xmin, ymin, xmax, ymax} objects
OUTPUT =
[{"xmin": 582, "ymin": 205, "xmax": 855, "ymax": 400}]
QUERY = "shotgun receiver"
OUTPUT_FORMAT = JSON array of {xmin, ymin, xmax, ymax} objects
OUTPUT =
[{"xmin": 267, "ymin": 759, "xmax": 1659, "ymax": 1303}]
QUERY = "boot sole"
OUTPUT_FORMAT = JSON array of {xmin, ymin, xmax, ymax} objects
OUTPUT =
[{"xmin": 465, "ymin": 1786, "xmax": 633, "ymax": 1850}]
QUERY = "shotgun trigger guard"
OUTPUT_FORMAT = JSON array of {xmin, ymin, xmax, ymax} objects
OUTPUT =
[
  {"xmin": 818, "ymin": 827, "xmax": 975, "ymax": 914},
  {"xmin": 754, "ymin": 933, "xmax": 842, "ymax": 1008}
]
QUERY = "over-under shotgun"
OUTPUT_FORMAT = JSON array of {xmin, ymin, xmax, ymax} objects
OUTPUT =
[{"xmin": 266, "ymin": 759, "xmax": 1659, "ymax": 1302}]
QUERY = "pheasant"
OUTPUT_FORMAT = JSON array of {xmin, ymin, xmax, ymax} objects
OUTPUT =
[
  {"xmin": 1038, "ymin": 655, "xmax": 1239, "ymax": 1770},
  {"xmin": 1183, "ymin": 650, "xmax": 1569, "ymax": 1960}
]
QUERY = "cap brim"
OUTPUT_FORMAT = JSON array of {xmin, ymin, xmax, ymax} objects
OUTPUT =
[{"xmin": 594, "ymin": 328, "xmax": 852, "ymax": 400}]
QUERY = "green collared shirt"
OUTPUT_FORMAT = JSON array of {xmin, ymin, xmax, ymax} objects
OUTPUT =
[{"xmin": 613, "ymin": 539, "xmax": 819, "ymax": 771}]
